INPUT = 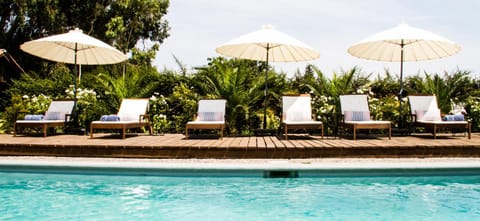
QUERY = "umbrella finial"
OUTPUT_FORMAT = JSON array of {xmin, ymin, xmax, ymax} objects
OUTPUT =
[
  {"xmin": 71, "ymin": 28, "xmax": 83, "ymax": 33},
  {"xmin": 262, "ymin": 24, "xmax": 275, "ymax": 30}
]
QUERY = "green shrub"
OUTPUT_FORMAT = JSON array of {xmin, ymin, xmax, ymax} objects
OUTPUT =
[{"xmin": 168, "ymin": 83, "xmax": 199, "ymax": 133}]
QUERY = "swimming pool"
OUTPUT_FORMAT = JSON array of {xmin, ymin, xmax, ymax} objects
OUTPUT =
[{"xmin": 1, "ymin": 162, "xmax": 480, "ymax": 220}]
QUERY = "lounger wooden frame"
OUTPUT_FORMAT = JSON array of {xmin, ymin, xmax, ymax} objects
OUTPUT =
[{"xmin": 14, "ymin": 119, "xmax": 71, "ymax": 137}]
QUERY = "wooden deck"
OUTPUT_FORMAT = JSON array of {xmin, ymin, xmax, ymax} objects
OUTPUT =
[{"xmin": 1, "ymin": 133, "xmax": 479, "ymax": 159}]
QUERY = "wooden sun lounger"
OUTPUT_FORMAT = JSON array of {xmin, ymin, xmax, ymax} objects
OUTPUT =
[
  {"xmin": 13, "ymin": 100, "xmax": 74, "ymax": 137},
  {"xmin": 185, "ymin": 99, "xmax": 226, "ymax": 139},
  {"xmin": 281, "ymin": 94, "xmax": 324, "ymax": 140},
  {"xmin": 90, "ymin": 98, "xmax": 152, "ymax": 139},
  {"xmin": 340, "ymin": 94, "xmax": 391, "ymax": 140},
  {"xmin": 408, "ymin": 95, "xmax": 471, "ymax": 139}
]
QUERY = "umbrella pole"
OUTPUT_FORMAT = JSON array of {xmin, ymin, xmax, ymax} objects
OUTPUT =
[
  {"xmin": 398, "ymin": 40, "xmax": 405, "ymax": 129},
  {"xmin": 263, "ymin": 44, "xmax": 270, "ymax": 129},
  {"xmin": 73, "ymin": 43, "xmax": 78, "ymax": 127}
]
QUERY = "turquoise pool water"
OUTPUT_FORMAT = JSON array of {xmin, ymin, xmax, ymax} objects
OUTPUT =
[{"xmin": 1, "ymin": 170, "xmax": 479, "ymax": 220}]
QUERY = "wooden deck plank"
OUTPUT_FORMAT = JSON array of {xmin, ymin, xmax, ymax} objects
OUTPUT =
[
  {"xmin": 245, "ymin": 137, "xmax": 256, "ymax": 149},
  {"xmin": 301, "ymin": 139, "xmax": 323, "ymax": 148},
  {"xmin": 269, "ymin": 136, "xmax": 286, "ymax": 148},
  {"xmin": 322, "ymin": 140, "xmax": 347, "ymax": 147},
  {"xmin": 288, "ymin": 140, "xmax": 306, "ymax": 148},
  {"xmin": 298, "ymin": 140, "xmax": 314, "ymax": 149},
  {"xmin": 219, "ymin": 137, "xmax": 234, "ymax": 148},
  {"xmin": 281, "ymin": 140, "xmax": 297, "ymax": 149},
  {"xmin": 239, "ymin": 137, "xmax": 250, "ymax": 148},
  {"xmin": 306, "ymin": 138, "xmax": 332, "ymax": 147},
  {"xmin": 256, "ymin": 137, "xmax": 266, "ymax": 149},
  {"xmin": 229, "ymin": 137, "xmax": 243, "ymax": 147},
  {"xmin": 264, "ymin": 136, "xmax": 276, "ymax": 149}
]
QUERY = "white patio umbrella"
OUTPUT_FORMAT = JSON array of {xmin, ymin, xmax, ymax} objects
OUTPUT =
[
  {"xmin": 20, "ymin": 28, "xmax": 127, "ymax": 65},
  {"xmin": 347, "ymin": 23, "xmax": 461, "ymax": 127},
  {"xmin": 216, "ymin": 25, "xmax": 319, "ymax": 129},
  {"xmin": 20, "ymin": 28, "xmax": 128, "ymax": 126}
]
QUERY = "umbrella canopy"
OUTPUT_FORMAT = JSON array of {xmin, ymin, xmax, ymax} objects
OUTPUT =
[
  {"xmin": 347, "ymin": 23, "xmax": 461, "ymax": 128},
  {"xmin": 20, "ymin": 28, "xmax": 127, "ymax": 65},
  {"xmin": 216, "ymin": 25, "xmax": 319, "ymax": 62},
  {"xmin": 348, "ymin": 23, "xmax": 461, "ymax": 62},
  {"xmin": 216, "ymin": 25, "xmax": 319, "ymax": 129}
]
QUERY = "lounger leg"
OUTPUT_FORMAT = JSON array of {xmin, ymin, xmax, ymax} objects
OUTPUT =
[
  {"xmin": 220, "ymin": 126, "xmax": 223, "ymax": 140},
  {"xmin": 321, "ymin": 125, "xmax": 324, "ymax": 139},
  {"xmin": 284, "ymin": 125, "xmax": 288, "ymax": 140},
  {"xmin": 42, "ymin": 124, "xmax": 47, "ymax": 137},
  {"xmin": 90, "ymin": 126, "xmax": 94, "ymax": 139},
  {"xmin": 353, "ymin": 125, "xmax": 357, "ymax": 140},
  {"xmin": 185, "ymin": 126, "xmax": 189, "ymax": 139},
  {"xmin": 122, "ymin": 126, "xmax": 126, "ymax": 139},
  {"xmin": 13, "ymin": 123, "xmax": 17, "ymax": 137},
  {"xmin": 388, "ymin": 125, "xmax": 391, "ymax": 140},
  {"xmin": 468, "ymin": 122, "xmax": 471, "ymax": 139}
]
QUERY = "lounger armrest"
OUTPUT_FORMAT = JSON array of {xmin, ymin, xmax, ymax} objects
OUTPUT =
[
  {"xmin": 140, "ymin": 114, "xmax": 150, "ymax": 122},
  {"xmin": 15, "ymin": 110, "xmax": 28, "ymax": 120},
  {"xmin": 464, "ymin": 113, "xmax": 471, "ymax": 121},
  {"xmin": 64, "ymin": 113, "xmax": 72, "ymax": 124},
  {"xmin": 410, "ymin": 114, "xmax": 417, "ymax": 122}
]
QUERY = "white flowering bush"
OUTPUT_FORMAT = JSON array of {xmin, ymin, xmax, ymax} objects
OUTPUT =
[
  {"xmin": 465, "ymin": 97, "xmax": 480, "ymax": 130},
  {"xmin": 311, "ymin": 95, "xmax": 339, "ymax": 135},
  {"xmin": 65, "ymin": 85, "xmax": 99, "ymax": 128},
  {"xmin": 65, "ymin": 85, "xmax": 97, "ymax": 101},
  {"xmin": 22, "ymin": 94, "xmax": 52, "ymax": 114},
  {"xmin": 368, "ymin": 95, "xmax": 409, "ymax": 128},
  {"xmin": 1, "ymin": 94, "xmax": 52, "ymax": 133},
  {"xmin": 149, "ymin": 93, "xmax": 170, "ymax": 134}
]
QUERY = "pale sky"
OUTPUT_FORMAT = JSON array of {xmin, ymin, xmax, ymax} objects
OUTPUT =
[{"xmin": 153, "ymin": 0, "xmax": 480, "ymax": 79}]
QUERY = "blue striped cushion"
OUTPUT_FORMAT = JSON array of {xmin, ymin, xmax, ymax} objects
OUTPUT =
[
  {"xmin": 24, "ymin": 115, "xmax": 44, "ymax": 120},
  {"xmin": 44, "ymin": 111, "xmax": 64, "ymax": 120},
  {"xmin": 198, "ymin": 112, "xmax": 223, "ymax": 121},
  {"xmin": 100, "ymin": 115, "xmax": 121, "ymax": 121},
  {"xmin": 344, "ymin": 111, "xmax": 370, "ymax": 121},
  {"xmin": 442, "ymin": 114, "xmax": 464, "ymax": 121}
]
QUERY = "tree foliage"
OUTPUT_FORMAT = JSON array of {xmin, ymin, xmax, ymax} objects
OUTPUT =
[
  {"xmin": 105, "ymin": 0, "xmax": 170, "ymax": 53},
  {"xmin": 0, "ymin": 0, "xmax": 170, "ymax": 72},
  {"xmin": 193, "ymin": 57, "xmax": 266, "ymax": 133}
]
